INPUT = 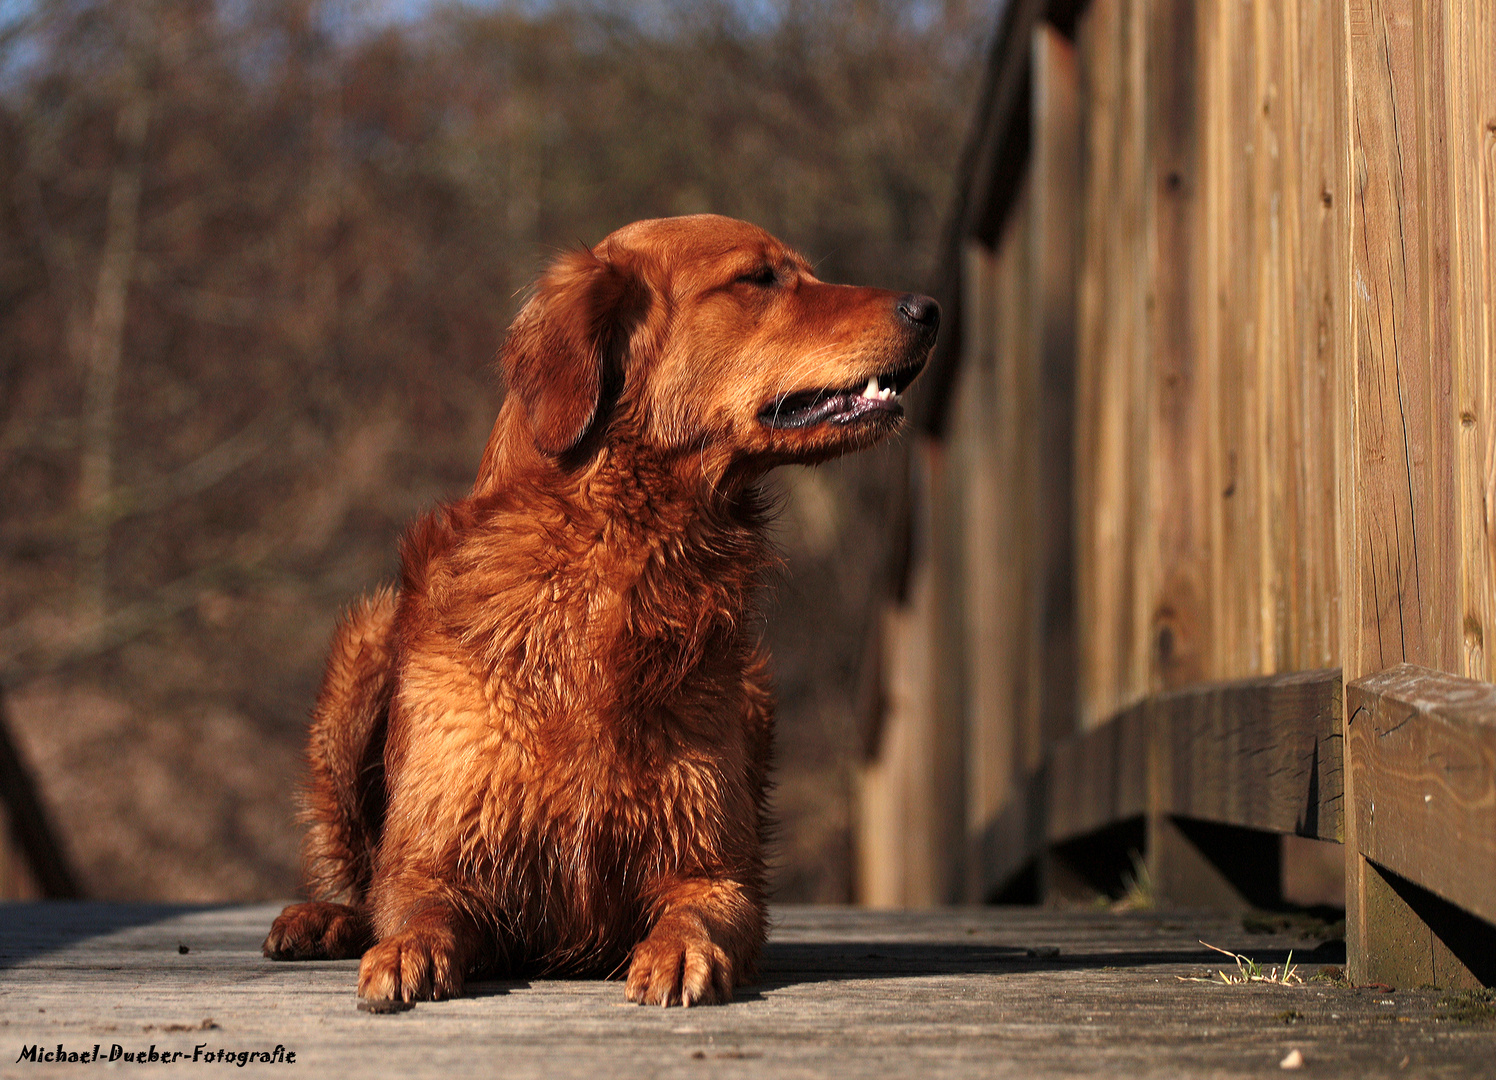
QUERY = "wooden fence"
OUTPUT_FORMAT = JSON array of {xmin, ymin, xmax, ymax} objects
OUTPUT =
[{"xmin": 858, "ymin": 0, "xmax": 1496, "ymax": 989}]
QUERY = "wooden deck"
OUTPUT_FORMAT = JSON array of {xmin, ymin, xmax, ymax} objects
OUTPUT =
[{"xmin": 1, "ymin": 904, "xmax": 1492, "ymax": 1078}]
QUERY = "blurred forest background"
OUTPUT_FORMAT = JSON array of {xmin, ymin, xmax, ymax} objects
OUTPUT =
[{"xmin": 0, "ymin": 0, "xmax": 990, "ymax": 901}]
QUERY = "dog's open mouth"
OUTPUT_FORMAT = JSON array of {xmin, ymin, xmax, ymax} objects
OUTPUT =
[{"xmin": 757, "ymin": 361, "xmax": 924, "ymax": 430}]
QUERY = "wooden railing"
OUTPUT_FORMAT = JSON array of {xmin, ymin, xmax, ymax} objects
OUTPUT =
[
  {"xmin": 971, "ymin": 664, "xmax": 1495, "ymax": 989},
  {"xmin": 859, "ymin": 0, "xmax": 1496, "ymax": 991}
]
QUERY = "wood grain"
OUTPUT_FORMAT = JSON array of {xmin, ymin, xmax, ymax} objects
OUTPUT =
[
  {"xmin": 1144, "ymin": 0, "xmax": 1210, "ymax": 691},
  {"xmin": 1150, "ymin": 669, "xmax": 1344, "ymax": 841},
  {"xmin": 1027, "ymin": 22, "xmax": 1082, "ymax": 759},
  {"xmin": 1204, "ymin": 0, "xmax": 1264, "ymax": 681},
  {"xmin": 1075, "ymin": 0, "xmax": 1152, "ymax": 729},
  {"xmin": 1045, "ymin": 700, "xmax": 1149, "ymax": 845},
  {"xmin": 956, "ymin": 241, "xmax": 1011, "ymax": 893},
  {"xmin": 1344, "ymin": 0, "xmax": 1460, "ymax": 681},
  {"xmin": 5, "ymin": 903, "xmax": 1489, "ymax": 1079},
  {"xmin": 1345, "ymin": 663, "xmax": 1496, "ymax": 926},
  {"xmin": 1446, "ymin": 0, "xmax": 1496, "ymax": 684}
]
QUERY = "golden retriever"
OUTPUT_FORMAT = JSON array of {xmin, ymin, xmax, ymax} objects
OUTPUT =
[{"xmin": 263, "ymin": 214, "xmax": 937, "ymax": 1006}]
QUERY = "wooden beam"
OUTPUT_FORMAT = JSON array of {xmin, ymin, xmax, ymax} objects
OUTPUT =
[
  {"xmin": 1345, "ymin": 665, "xmax": 1496, "ymax": 928},
  {"xmin": 1151, "ymin": 668, "xmax": 1343, "ymax": 841},
  {"xmin": 1046, "ymin": 700, "xmax": 1148, "ymax": 846},
  {"xmin": 982, "ymin": 669, "xmax": 1344, "ymax": 909}
]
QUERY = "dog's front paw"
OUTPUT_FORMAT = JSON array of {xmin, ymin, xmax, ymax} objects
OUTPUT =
[
  {"xmin": 357, "ymin": 929, "xmax": 464, "ymax": 1002},
  {"xmin": 263, "ymin": 902, "xmax": 372, "ymax": 960},
  {"xmin": 625, "ymin": 926, "xmax": 734, "ymax": 1007}
]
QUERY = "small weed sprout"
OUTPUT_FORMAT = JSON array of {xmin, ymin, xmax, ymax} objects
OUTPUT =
[
  {"xmin": 1177, "ymin": 941, "xmax": 1304, "ymax": 986},
  {"xmin": 1111, "ymin": 851, "xmax": 1155, "ymax": 912}
]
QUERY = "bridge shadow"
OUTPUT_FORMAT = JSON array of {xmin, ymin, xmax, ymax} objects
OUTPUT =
[
  {"xmin": 0, "ymin": 902, "xmax": 242, "ymax": 970},
  {"xmin": 736, "ymin": 937, "xmax": 1345, "ymax": 998}
]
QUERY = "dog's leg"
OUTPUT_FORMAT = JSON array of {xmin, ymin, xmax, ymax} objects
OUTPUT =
[
  {"xmin": 357, "ymin": 893, "xmax": 492, "ymax": 1002},
  {"xmin": 263, "ymin": 901, "xmax": 373, "ymax": 960},
  {"xmin": 626, "ymin": 878, "xmax": 765, "ymax": 1006}
]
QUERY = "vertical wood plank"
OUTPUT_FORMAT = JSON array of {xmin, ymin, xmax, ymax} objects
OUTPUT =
[
  {"xmin": 1075, "ymin": 0, "xmax": 1152, "ymax": 728},
  {"xmin": 1255, "ymin": 0, "xmax": 1293, "ymax": 675},
  {"xmin": 1446, "ymin": 0, "xmax": 1496, "ymax": 685},
  {"xmin": 857, "ymin": 452, "xmax": 941, "ymax": 907},
  {"xmin": 1119, "ymin": 0, "xmax": 1155, "ymax": 717},
  {"xmin": 1074, "ymin": 0, "xmax": 1116, "ymax": 729},
  {"xmin": 1344, "ymin": 0, "xmax": 1460, "ymax": 682},
  {"xmin": 1289, "ymin": 0, "xmax": 1346, "ymax": 673},
  {"xmin": 1028, "ymin": 23, "xmax": 1082, "ymax": 754},
  {"xmin": 1144, "ymin": 0, "xmax": 1210, "ymax": 691},
  {"xmin": 928, "ymin": 420, "xmax": 971, "ymax": 904},
  {"xmin": 999, "ymin": 190, "xmax": 1041, "ymax": 778},
  {"xmin": 959, "ymin": 241, "xmax": 1011, "ymax": 897},
  {"xmin": 1207, "ymin": 0, "xmax": 1266, "ymax": 680}
]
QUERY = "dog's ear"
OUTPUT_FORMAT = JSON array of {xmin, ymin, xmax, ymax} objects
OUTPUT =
[{"xmin": 500, "ymin": 248, "xmax": 645, "ymax": 456}]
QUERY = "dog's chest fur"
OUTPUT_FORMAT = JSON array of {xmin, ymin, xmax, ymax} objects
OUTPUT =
[{"xmin": 372, "ymin": 451, "xmax": 772, "ymax": 968}]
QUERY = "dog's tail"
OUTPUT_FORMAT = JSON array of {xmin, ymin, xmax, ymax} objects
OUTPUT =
[{"xmin": 300, "ymin": 586, "xmax": 399, "ymax": 905}]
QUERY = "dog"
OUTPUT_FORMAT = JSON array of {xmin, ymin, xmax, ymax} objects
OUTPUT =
[{"xmin": 263, "ymin": 214, "xmax": 937, "ymax": 1006}]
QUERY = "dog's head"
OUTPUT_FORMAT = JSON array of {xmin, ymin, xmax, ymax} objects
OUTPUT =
[{"xmin": 498, "ymin": 214, "xmax": 937, "ymax": 479}]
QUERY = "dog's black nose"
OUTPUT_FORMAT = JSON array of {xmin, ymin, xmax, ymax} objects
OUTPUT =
[{"xmin": 897, "ymin": 294, "xmax": 941, "ymax": 331}]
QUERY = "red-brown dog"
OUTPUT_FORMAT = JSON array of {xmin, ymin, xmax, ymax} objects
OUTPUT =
[{"xmin": 263, "ymin": 214, "xmax": 937, "ymax": 1006}]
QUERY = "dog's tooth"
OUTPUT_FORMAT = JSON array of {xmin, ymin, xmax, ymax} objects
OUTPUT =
[{"xmin": 862, "ymin": 377, "xmax": 879, "ymax": 399}]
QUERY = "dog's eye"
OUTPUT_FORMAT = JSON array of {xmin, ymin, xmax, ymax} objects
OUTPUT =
[{"xmin": 735, "ymin": 266, "xmax": 778, "ymax": 288}]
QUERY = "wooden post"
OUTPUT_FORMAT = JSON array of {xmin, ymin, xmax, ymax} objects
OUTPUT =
[
  {"xmin": 1345, "ymin": 666, "xmax": 1496, "ymax": 987},
  {"xmin": 1341, "ymin": 0, "xmax": 1496, "ymax": 984}
]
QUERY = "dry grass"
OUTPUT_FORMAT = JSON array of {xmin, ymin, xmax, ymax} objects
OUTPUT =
[{"xmin": 1178, "ymin": 941, "xmax": 1304, "ymax": 987}]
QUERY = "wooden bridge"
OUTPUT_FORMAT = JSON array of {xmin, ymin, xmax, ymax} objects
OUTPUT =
[
  {"xmin": 2, "ymin": 903, "xmax": 1493, "ymax": 1078},
  {"xmin": 2, "ymin": 0, "xmax": 1495, "ymax": 1072},
  {"xmin": 855, "ymin": 0, "xmax": 1496, "ymax": 995}
]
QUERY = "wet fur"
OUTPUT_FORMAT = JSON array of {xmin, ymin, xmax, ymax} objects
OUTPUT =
[{"xmin": 263, "ymin": 215, "xmax": 935, "ymax": 1005}]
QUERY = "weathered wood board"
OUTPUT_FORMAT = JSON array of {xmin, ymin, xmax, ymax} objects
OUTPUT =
[
  {"xmin": 1345, "ymin": 665, "xmax": 1496, "ymax": 927},
  {"xmin": 1152, "ymin": 669, "xmax": 1343, "ymax": 841},
  {"xmin": 3, "ymin": 904, "xmax": 1494, "ymax": 1079}
]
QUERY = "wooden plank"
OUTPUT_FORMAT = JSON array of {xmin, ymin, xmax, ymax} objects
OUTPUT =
[
  {"xmin": 1253, "ymin": 0, "xmax": 1293, "ymax": 676},
  {"xmin": 1143, "ymin": 0, "xmax": 1210, "ymax": 691},
  {"xmin": 1253, "ymin": 0, "xmax": 1346, "ymax": 675},
  {"xmin": 857, "ymin": 541, "xmax": 937, "ymax": 907},
  {"xmin": 1046, "ymin": 701, "xmax": 1148, "ymax": 846},
  {"xmin": 1344, "ymin": 0, "xmax": 1460, "ymax": 682},
  {"xmin": 1354, "ymin": 857, "xmax": 1495, "ymax": 989},
  {"xmin": 1072, "ymin": 0, "xmax": 1109, "ymax": 729},
  {"xmin": 1074, "ymin": 0, "xmax": 1152, "ymax": 729},
  {"xmin": 859, "ymin": 437, "xmax": 969, "ymax": 906},
  {"xmin": 1205, "ymin": 0, "xmax": 1265, "ymax": 680},
  {"xmin": 1027, "ymin": 22, "xmax": 1082, "ymax": 756},
  {"xmin": 957, "ymin": 241, "xmax": 1012, "ymax": 894},
  {"xmin": 1283, "ymin": 0, "xmax": 1346, "ymax": 673},
  {"xmin": 1150, "ymin": 669, "xmax": 1344, "ymax": 841},
  {"xmin": 928, "ymin": 426, "xmax": 971, "ymax": 905},
  {"xmin": 5, "ymin": 903, "xmax": 1492, "ymax": 1078},
  {"xmin": 1345, "ymin": 664, "xmax": 1496, "ymax": 926},
  {"xmin": 1446, "ymin": 0, "xmax": 1496, "ymax": 684},
  {"xmin": 915, "ymin": 0, "xmax": 1046, "ymax": 436},
  {"xmin": 997, "ymin": 188, "xmax": 1041, "ymax": 780}
]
